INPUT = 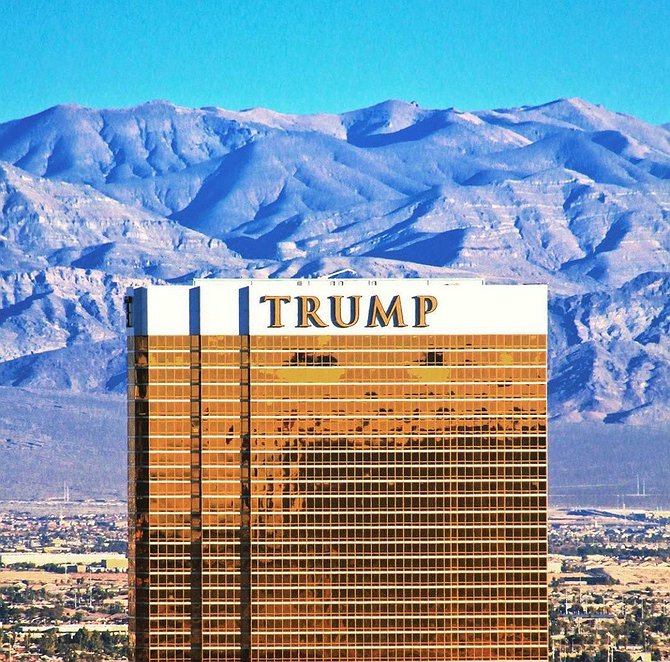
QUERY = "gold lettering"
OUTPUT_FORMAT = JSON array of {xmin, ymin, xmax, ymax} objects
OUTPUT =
[
  {"xmin": 330, "ymin": 295, "xmax": 361, "ymax": 328},
  {"xmin": 297, "ymin": 296, "xmax": 328, "ymax": 328},
  {"xmin": 414, "ymin": 295, "xmax": 438, "ymax": 328},
  {"xmin": 260, "ymin": 295, "xmax": 291, "ymax": 328},
  {"xmin": 366, "ymin": 295, "xmax": 407, "ymax": 328}
]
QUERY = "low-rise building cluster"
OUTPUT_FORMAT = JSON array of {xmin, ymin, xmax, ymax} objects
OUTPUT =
[
  {"xmin": 4, "ymin": 503, "xmax": 670, "ymax": 660},
  {"xmin": 0, "ymin": 502, "xmax": 127, "ymax": 660},
  {"xmin": 549, "ymin": 508, "xmax": 670, "ymax": 660}
]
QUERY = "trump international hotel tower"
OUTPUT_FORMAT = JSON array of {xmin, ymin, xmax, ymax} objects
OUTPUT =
[{"xmin": 127, "ymin": 278, "xmax": 548, "ymax": 662}]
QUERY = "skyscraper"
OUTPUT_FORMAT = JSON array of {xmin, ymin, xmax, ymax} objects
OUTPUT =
[{"xmin": 127, "ymin": 278, "xmax": 548, "ymax": 662}]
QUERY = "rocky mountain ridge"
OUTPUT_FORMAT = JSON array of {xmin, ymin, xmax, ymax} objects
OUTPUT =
[{"xmin": 0, "ymin": 97, "xmax": 667, "ymax": 434}]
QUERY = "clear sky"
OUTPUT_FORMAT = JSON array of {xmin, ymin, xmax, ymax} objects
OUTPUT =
[{"xmin": 1, "ymin": 0, "xmax": 668, "ymax": 124}]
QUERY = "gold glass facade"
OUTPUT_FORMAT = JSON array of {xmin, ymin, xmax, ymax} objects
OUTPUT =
[{"xmin": 129, "ymin": 331, "xmax": 547, "ymax": 661}]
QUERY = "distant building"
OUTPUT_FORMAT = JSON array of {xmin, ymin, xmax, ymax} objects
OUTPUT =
[
  {"xmin": 548, "ymin": 558, "xmax": 563, "ymax": 573},
  {"xmin": 0, "ymin": 552, "xmax": 126, "ymax": 568},
  {"xmin": 629, "ymin": 653, "xmax": 653, "ymax": 662},
  {"xmin": 103, "ymin": 557, "xmax": 129, "ymax": 571},
  {"xmin": 127, "ymin": 278, "xmax": 548, "ymax": 661}
]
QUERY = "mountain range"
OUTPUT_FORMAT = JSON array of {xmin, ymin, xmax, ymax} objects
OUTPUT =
[{"xmin": 0, "ymin": 97, "xmax": 667, "ymax": 498}]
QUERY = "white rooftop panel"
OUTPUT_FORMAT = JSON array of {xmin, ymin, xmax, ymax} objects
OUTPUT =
[{"xmin": 130, "ymin": 279, "xmax": 547, "ymax": 336}]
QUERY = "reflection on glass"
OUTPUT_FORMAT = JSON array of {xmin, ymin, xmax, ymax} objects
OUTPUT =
[{"xmin": 129, "ymin": 334, "xmax": 547, "ymax": 661}]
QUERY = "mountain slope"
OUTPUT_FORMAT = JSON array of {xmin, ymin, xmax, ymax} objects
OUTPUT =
[{"xmin": 0, "ymin": 97, "xmax": 668, "ymax": 495}]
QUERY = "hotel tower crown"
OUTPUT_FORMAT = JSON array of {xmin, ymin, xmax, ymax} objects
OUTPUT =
[{"xmin": 127, "ymin": 278, "xmax": 548, "ymax": 662}]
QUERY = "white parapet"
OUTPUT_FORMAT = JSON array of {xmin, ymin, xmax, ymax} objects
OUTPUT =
[{"xmin": 129, "ymin": 278, "xmax": 547, "ymax": 336}]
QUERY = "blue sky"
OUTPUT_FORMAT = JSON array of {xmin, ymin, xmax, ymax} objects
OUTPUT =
[{"xmin": 1, "ymin": 0, "xmax": 668, "ymax": 124}]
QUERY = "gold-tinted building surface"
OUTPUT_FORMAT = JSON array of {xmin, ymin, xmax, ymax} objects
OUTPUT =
[{"xmin": 129, "ymin": 333, "xmax": 547, "ymax": 661}]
